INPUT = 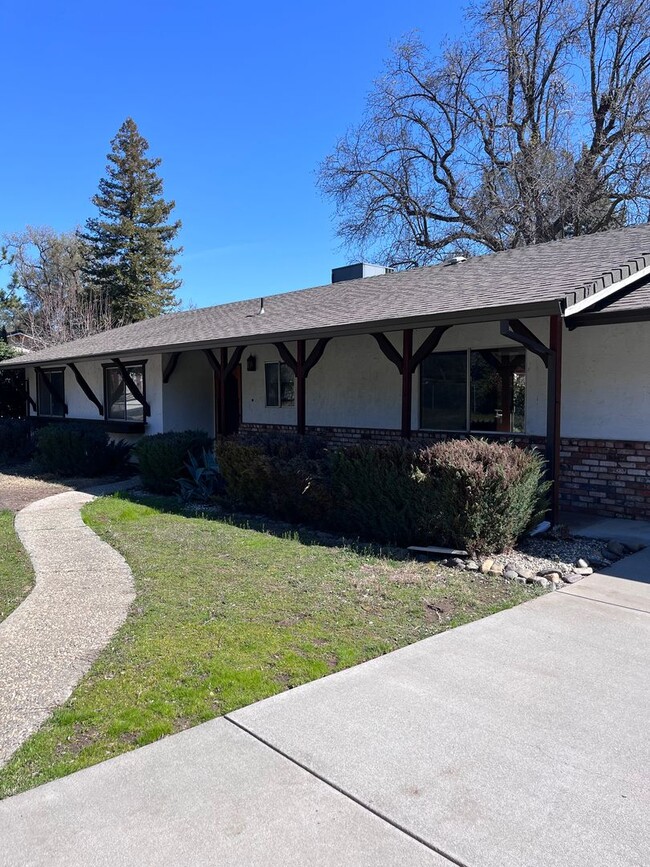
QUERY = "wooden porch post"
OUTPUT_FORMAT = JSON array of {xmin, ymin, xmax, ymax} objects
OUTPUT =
[
  {"xmin": 401, "ymin": 329, "xmax": 413, "ymax": 439},
  {"xmin": 218, "ymin": 347, "xmax": 228, "ymax": 436},
  {"xmin": 546, "ymin": 315, "xmax": 562, "ymax": 523},
  {"xmin": 296, "ymin": 339, "xmax": 306, "ymax": 435}
]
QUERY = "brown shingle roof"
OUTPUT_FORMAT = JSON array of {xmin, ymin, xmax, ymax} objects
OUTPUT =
[{"xmin": 4, "ymin": 223, "xmax": 650, "ymax": 367}]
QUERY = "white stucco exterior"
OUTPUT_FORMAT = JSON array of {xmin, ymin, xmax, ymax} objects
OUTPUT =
[{"xmin": 20, "ymin": 318, "xmax": 650, "ymax": 444}]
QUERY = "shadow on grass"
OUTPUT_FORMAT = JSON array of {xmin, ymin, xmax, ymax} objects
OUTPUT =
[{"xmin": 106, "ymin": 490, "xmax": 418, "ymax": 563}]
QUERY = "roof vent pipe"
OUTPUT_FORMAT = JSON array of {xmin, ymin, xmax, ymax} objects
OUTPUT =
[
  {"xmin": 259, "ymin": 297, "xmax": 265, "ymax": 314},
  {"xmin": 443, "ymin": 255, "xmax": 467, "ymax": 266}
]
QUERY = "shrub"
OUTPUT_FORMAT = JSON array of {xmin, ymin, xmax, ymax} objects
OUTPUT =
[
  {"xmin": 134, "ymin": 430, "xmax": 213, "ymax": 494},
  {"xmin": 330, "ymin": 442, "xmax": 432, "ymax": 545},
  {"xmin": 0, "ymin": 419, "xmax": 33, "ymax": 465},
  {"xmin": 177, "ymin": 448, "xmax": 226, "ymax": 503},
  {"xmin": 217, "ymin": 432, "xmax": 331, "ymax": 523},
  {"xmin": 417, "ymin": 438, "xmax": 548, "ymax": 554},
  {"xmin": 33, "ymin": 424, "xmax": 132, "ymax": 477}
]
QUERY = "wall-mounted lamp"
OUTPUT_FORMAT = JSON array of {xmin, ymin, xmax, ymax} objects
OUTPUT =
[{"xmin": 246, "ymin": 354, "xmax": 257, "ymax": 372}]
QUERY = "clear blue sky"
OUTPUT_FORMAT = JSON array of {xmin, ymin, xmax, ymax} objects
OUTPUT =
[{"xmin": 0, "ymin": 1, "xmax": 463, "ymax": 308}]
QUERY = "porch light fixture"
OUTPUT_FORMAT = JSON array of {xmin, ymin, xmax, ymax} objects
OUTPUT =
[{"xmin": 246, "ymin": 354, "xmax": 257, "ymax": 372}]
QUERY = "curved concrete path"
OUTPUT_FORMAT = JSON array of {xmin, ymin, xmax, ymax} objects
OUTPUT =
[{"xmin": 0, "ymin": 489, "xmax": 135, "ymax": 768}]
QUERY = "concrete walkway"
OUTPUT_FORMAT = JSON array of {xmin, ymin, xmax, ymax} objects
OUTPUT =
[
  {"xmin": 1, "ymin": 559, "xmax": 647, "ymax": 866},
  {"xmin": 0, "ymin": 489, "xmax": 135, "ymax": 768}
]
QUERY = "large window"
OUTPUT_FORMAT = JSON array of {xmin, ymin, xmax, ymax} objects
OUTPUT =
[
  {"xmin": 37, "ymin": 368, "xmax": 65, "ymax": 417},
  {"xmin": 265, "ymin": 362, "xmax": 295, "ymax": 407},
  {"xmin": 421, "ymin": 348, "xmax": 526, "ymax": 433},
  {"xmin": 104, "ymin": 363, "xmax": 146, "ymax": 422}
]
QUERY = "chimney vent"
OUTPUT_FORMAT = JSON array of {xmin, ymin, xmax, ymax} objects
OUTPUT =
[{"xmin": 331, "ymin": 262, "xmax": 395, "ymax": 283}]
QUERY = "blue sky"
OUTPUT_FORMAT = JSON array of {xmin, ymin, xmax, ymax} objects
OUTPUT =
[{"xmin": 0, "ymin": 1, "xmax": 463, "ymax": 308}]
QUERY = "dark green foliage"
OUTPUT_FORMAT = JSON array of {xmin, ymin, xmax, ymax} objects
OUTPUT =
[
  {"xmin": 0, "ymin": 420, "xmax": 32, "ymax": 465},
  {"xmin": 217, "ymin": 433, "xmax": 331, "ymax": 524},
  {"xmin": 135, "ymin": 431, "xmax": 213, "ymax": 494},
  {"xmin": 417, "ymin": 438, "xmax": 549, "ymax": 554},
  {"xmin": 34, "ymin": 425, "xmax": 132, "ymax": 477},
  {"xmin": 218, "ymin": 433, "xmax": 547, "ymax": 553},
  {"xmin": 80, "ymin": 118, "xmax": 182, "ymax": 324},
  {"xmin": 331, "ymin": 443, "xmax": 432, "ymax": 545}
]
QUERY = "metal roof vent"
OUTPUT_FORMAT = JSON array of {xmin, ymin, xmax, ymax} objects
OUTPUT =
[{"xmin": 443, "ymin": 255, "xmax": 467, "ymax": 266}]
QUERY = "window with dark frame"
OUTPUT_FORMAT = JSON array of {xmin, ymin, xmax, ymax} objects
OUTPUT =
[
  {"xmin": 420, "ymin": 348, "xmax": 526, "ymax": 433},
  {"xmin": 104, "ymin": 363, "xmax": 146, "ymax": 422},
  {"xmin": 37, "ymin": 368, "xmax": 66, "ymax": 417},
  {"xmin": 265, "ymin": 362, "xmax": 295, "ymax": 407}
]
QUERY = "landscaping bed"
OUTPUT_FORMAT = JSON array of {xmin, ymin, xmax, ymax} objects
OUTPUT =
[{"xmin": 0, "ymin": 493, "xmax": 542, "ymax": 799}]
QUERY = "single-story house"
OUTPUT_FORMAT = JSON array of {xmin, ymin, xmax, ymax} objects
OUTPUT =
[{"xmin": 2, "ymin": 224, "xmax": 650, "ymax": 522}]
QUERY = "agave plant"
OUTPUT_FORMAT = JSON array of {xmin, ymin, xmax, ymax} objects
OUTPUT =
[{"xmin": 176, "ymin": 448, "xmax": 225, "ymax": 503}]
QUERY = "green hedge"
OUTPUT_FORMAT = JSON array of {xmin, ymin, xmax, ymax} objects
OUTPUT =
[
  {"xmin": 217, "ymin": 432, "xmax": 330, "ymax": 524},
  {"xmin": 218, "ymin": 434, "xmax": 548, "ymax": 554},
  {"xmin": 0, "ymin": 419, "xmax": 32, "ymax": 465},
  {"xmin": 134, "ymin": 430, "xmax": 213, "ymax": 494},
  {"xmin": 34, "ymin": 425, "xmax": 132, "ymax": 477},
  {"xmin": 416, "ymin": 438, "xmax": 548, "ymax": 553}
]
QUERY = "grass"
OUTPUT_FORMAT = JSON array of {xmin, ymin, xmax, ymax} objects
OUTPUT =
[
  {"xmin": 0, "ymin": 510, "xmax": 34, "ymax": 623},
  {"xmin": 0, "ymin": 494, "xmax": 541, "ymax": 798}
]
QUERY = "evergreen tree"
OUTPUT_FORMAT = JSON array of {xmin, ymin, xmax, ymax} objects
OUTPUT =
[{"xmin": 81, "ymin": 118, "xmax": 182, "ymax": 322}]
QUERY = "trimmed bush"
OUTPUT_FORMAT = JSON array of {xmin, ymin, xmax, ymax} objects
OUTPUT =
[
  {"xmin": 217, "ymin": 432, "xmax": 331, "ymax": 523},
  {"xmin": 417, "ymin": 438, "xmax": 548, "ymax": 554},
  {"xmin": 134, "ymin": 430, "xmax": 213, "ymax": 494},
  {"xmin": 0, "ymin": 419, "xmax": 33, "ymax": 465},
  {"xmin": 34, "ymin": 424, "xmax": 132, "ymax": 477},
  {"xmin": 331, "ymin": 443, "xmax": 432, "ymax": 546}
]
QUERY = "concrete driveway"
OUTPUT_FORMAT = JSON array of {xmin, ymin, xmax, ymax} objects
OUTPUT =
[{"xmin": 1, "ymin": 564, "xmax": 648, "ymax": 866}]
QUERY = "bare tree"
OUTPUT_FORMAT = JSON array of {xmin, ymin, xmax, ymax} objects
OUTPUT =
[
  {"xmin": 319, "ymin": 0, "xmax": 650, "ymax": 265},
  {"xmin": 3, "ymin": 226, "xmax": 119, "ymax": 349}
]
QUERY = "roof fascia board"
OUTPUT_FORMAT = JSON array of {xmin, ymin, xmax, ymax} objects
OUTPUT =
[
  {"xmin": 566, "ymin": 308, "xmax": 650, "ymax": 329},
  {"xmin": 4, "ymin": 300, "xmax": 562, "ymax": 369},
  {"xmin": 564, "ymin": 263, "xmax": 650, "ymax": 317}
]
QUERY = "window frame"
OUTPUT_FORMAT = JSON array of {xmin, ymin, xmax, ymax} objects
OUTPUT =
[
  {"xmin": 264, "ymin": 361, "xmax": 295, "ymax": 408},
  {"xmin": 419, "ymin": 347, "xmax": 527, "ymax": 434},
  {"xmin": 36, "ymin": 367, "xmax": 66, "ymax": 418},
  {"xmin": 102, "ymin": 360, "xmax": 147, "ymax": 423}
]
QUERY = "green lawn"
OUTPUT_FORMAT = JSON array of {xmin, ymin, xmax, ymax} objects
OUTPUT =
[
  {"xmin": 0, "ymin": 494, "xmax": 540, "ymax": 798},
  {"xmin": 0, "ymin": 510, "xmax": 34, "ymax": 623}
]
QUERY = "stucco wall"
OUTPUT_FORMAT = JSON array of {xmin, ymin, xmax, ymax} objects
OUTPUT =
[
  {"xmin": 161, "ymin": 350, "xmax": 215, "ymax": 436},
  {"xmin": 561, "ymin": 321, "xmax": 650, "ymax": 439},
  {"xmin": 240, "ymin": 319, "xmax": 549, "ymax": 435},
  {"xmin": 26, "ymin": 355, "xmax": 165, "ymax": 436}
]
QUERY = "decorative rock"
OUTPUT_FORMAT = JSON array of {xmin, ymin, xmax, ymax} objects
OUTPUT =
[
  {"xmin": 576, "ymin": 558, "xmax": 589, "ymax": 569},
  {"xmin": 607, "ymin": 540, "xmax": 628, "ymax": 557},
  {"xmin": 562, "ymin": 572, "xmax": 583, "ymax": 584},
  {"xmin": 530, "ymin": 576, "xmax": 549, "ymax": 588},
  {"xmin": 548, "ymin": 572, "xmax": 562, "ymax": 585},
  {"xmin": 450, "ymin": 557, "xmax": 466, "ymax": 568},
  {"xmin": 514, "ymin": 575, "xmax": 527, "ymax": 584},
  {"xmin": 518, "ymin": 569, "xmax": 535, "ymax": 581},
  {"xmin": 538, "ymin": 567, "xmax": 562, "ymax": 576},
  {"xmin": 574, "ymin": 566, "xmax": 593, "ymax": 576},
  {"xmin": 504, "ymin": 569, "xmax": 519, "ymax": 580},
  {"xmin": 480, "ymin": 558, "xmax": 494, "ymax": 574},
  {"xmin": 489, "ymin": 563, "xmax": 504, "ymax": 576},
  {"xmin": 504, "ymin": 562, "xmax": 518, "ymax": 574},
  {"xmin": 465, "ymin": 560, "xmax": 479, "ymax": 571}
]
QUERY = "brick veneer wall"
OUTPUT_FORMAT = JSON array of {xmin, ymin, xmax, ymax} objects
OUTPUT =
[{"xmin": 238, "ymin": 423, "xmax": 650, "ymax": 520}]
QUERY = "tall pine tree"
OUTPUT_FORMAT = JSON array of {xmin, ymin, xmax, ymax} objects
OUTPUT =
[{"xmin": 81, "ymin": 118, "xmax": 182, "ymax": 323}]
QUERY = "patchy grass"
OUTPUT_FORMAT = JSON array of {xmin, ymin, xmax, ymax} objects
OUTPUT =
[
  {"xmin": 0, "ymin": 494, "xmax": 541, "ymax": 798},
  {"xmin": 0, "ymin": 510, "xmax": 34, "ymax": 622}
]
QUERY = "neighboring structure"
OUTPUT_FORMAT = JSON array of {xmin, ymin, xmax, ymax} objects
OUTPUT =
[{"xmin": 2, "ymin": 226, "xmax": 650, "ymax": 521}]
